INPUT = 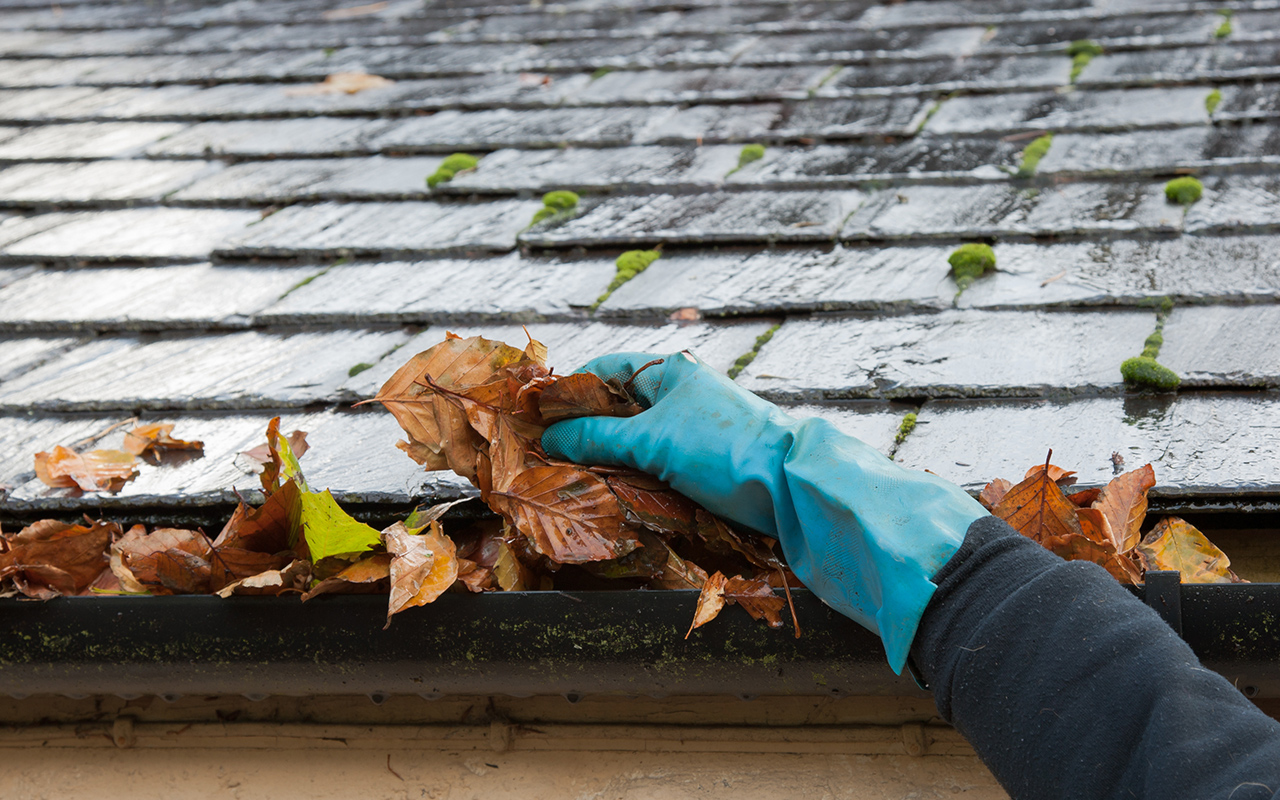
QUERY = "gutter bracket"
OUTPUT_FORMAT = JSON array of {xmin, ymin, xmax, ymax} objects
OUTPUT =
[{"xmin": 1143, "ymin": 570, "xmax": 1183, "ymax": 636}]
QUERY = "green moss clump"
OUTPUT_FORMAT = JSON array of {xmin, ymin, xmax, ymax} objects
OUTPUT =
[
  {"xmin": 1141, "ymin": 330, "xmax": 1164, "ymax": 358},
  {"xmin": 1164, "ymin": 176, "xmax": 1203, "ymax": 206},
  {"xmin": 1066, "ymin": 40, "xmax": 1103, "ymax": 83},
  {"xmin": 894, "ymin": 412, "xmax": 918, "ymax": 446},
  {"xmin": 1215, "ymin": 8, "xmax": 1233, "ymax": 38},
  {"xmin": 1205, "ymin": 88, "xmax": 1222, "ymax": 115},
  {"xmin": 737, "ymin": 144, "xmax": 766, "ymax": 170},
  {"xmin": 542, "ymin": 190, "xmax": 580, "ymax": 211},
  {"xmin": 592, "ymin": 249, "xmax": 662, "ymax": 310},
  {"xmin": 427, "ymin": 153, "xmax": 480, "ymax": 188},
  {"xmin": 1016, "ymin": 133, "xmax": 1053, "ymax": 177},
  {"xmin": 727, "ymin": 324, "xmax": 780, "ymax": 379},
  {"xmin": 530, "ymin": 207, "xmax": 557, "ymax": 226},
  {"xmin": 1121, "ymin": 356, "xmax": 1180, "ymax": 391},
  {"xmin": 948, "ymin": 243, "xmax": 997, "ymax": 291},
  {"xmin": 348, "ymin": 362, "xmax": 374, "ymax": 377},
  {"xmin": 590, "ymin": 66, "xmax": 613, "ymax": 80}
]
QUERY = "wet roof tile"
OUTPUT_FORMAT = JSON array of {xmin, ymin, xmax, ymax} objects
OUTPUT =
[{"xmin": 0, "ymin": 0, "xmax": 1277, "ymax": 514}]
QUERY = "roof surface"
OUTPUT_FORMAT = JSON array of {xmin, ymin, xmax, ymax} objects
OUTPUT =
[{"xmin": 0, "ymin": 0, "xmax": 1278, "ymax": 521}]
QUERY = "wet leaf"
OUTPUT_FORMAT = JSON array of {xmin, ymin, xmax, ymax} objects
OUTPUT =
[
  {"xmin": 695, "ymin": 510, "xmax": 782, "ymax": 572},
  {"xmin": 33, "ymin": 445, "xmax": 138, "ymax": 492},
  {"xmin": 1067, "ymin": 487, "xmax": 1101, "ymax": 507},
  {"xmin": 978, "ymin": 478, "xmax": 1012, "ymax": 510},
  {"xmin": 1074, "ymin": 507, "xmax": 1114, "ymax": 548},
  {"xmin": 383, "ymin": 521, "xmax": 459, "ymax": 626},
  {"xmin": 686, "ymin": 571, "xmax": 728, "ymax": 638},
  {"xmin": 113, "ymin": 527, "xmax": 213, "ymax": 595},
  {"xmin": 1135, "ymin": 517, "xmax": 1237, "ymax": 584},
  {"xmin": 302, "ymin": 553, "xmax": 392, "ymax": 600},
  {"xmin": 1092, "ymin": 464, "xmax": 1156, "ymax": 553},
  {"xmin": 608, "ymin": 474, "xmax": 700, "ymax": 536},
  {"xmin": 493, "ymin": 539, "xmax": 533, "ymax": 591},
  {"xmin": 539, "ymin": 372, "xmax": 642, "ymax": 424},
  {"xmin": 1024, "ymin": 463, "xmax": 1077, "ymax": 488},
  {"xmin": 122, "ymin": 423, "xmax": 203, "ymax": 458},
  {"xmin": 489, "ymin": 465, "xmax": 641, "ymax": 564},
  {"xmin": 298, "ymin": 489, "xmax": 382, "ymax": 563},
  {"xmin": 722, "ymin": 575, "xmax": 786, "ymax": 628},
  {"xmin": 0, "ymin": 519, "xmax": 115, "ymax": 596},
  {"xmin": 1042, "ymin": 532, "xmax": 1141, "ymax": 584},
  {"xmin": 286, "ymin": 71, "xmax": 394, "ymax": 95},
  {"xmin": 991, "ymin": 463, "xmax": 1084, "ymax": 543},
  {"xmin": 648, "ymin": 538, "xmax": 709, "ymax": 590},
  {"xmin": 240, "ymin": 426, "xmax": 309, "ymax": 481},
  {"xmin": 215, "ymin": 560, "xmax": 311, "ymax": 597}
]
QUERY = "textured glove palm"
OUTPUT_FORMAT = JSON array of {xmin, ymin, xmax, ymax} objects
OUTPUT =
[{"xmin": 541, "ymin": 351, "xmax": 986, "ymax": 674}]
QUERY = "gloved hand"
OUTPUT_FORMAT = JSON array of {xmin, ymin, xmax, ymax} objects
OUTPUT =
[{"xmin": 541, "ymin": 350, "xmax": 987, "ymax": 674}]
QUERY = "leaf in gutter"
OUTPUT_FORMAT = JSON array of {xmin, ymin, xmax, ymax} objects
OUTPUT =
[
  {"xmin": 114, "ymin": 527, "xmax": 213, "ymax": 595},
  {"xmin": 1025, "ymin": 463, "xmax": 1077, "ymax": 488},
  {"xmin": 1041, "ymin": 532, "xmax": 1141, "ymax": 585},
  {"xmin": 239, "ymin": 424, "xmax": 308, "ymax": 483},
  {"xmin": 0, "ymin": 519, "xmax": 115, "ymax": 596},
  {"xmin": 383, "ymin": 521, "xmax": 459, "ymax": 626},
  {"xmin": 215, "ymin": 559, "xmax": 312, "ymax": 597},
  {"xmin": 686, "ymin": 571, "xmax": 729, "ymax": 638},
  {"xmin": 722, "ymin": 575, "xmax": 786, "ymax": 628},
  {"xmin": 1092, "ymin": 463, "xmax": 1156, "ymax": 553},
  {"xmin": 991, "ymin": 460, "xmax": 1084, "ymax": 543},
  {"xmin": 1135, "ymin": 517, "xmax": 1239, "ymax": 584},
  {"xmin": 33, "ymin": 445, "xmax": 138, "ymax": 492},
  {"xmin": 302, "ymin": 553, "xmax": 392, "ymax": 600},
  {"xmin": 298, "ymin": 489, "xmax": 382, "ymax": 564},
  {"xmin": 648, "ymin": 537, "xmax": 709, "ymax": 590}
]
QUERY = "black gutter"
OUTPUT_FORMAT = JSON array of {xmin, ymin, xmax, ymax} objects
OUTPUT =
[{"xmin": 1, "ymin": 583, "xmax": 1277, "ymax": 700}]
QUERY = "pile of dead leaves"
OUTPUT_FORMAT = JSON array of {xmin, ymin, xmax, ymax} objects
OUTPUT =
[
  {"xmin": 981, "ymin": 452, "xmax": 1241, "ymax": 584},
  {"xmin": 3, "ymin": 335, "xmax": 798, "ymax": 637},
  {"xmin": 366, "ymin": 333, "xmax": 798, "ymax": 636},
  {"xmin": 34, "ymin": 421, "xmax": 203, "ymax": 492}
]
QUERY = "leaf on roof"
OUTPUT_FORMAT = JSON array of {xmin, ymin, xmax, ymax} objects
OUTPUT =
[
  {"xmin": 122, "ymin": 423, "xmax": 204, "ymax": 459},
  {"xmin": 33, "ymin": 445, "xmax": 138, "ymax": 493},
  {"xmin": 286, "ymin": 71, "xmax": 394, "ymax": 96}
]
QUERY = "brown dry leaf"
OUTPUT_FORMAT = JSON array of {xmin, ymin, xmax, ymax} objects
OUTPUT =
[
  {"xmin": 489, "ymin": 465, "xmax": 641, "ymax": 563},
  {"xmin": 991, "ymin": 461, "xmax": 1084, "ymax": 543},
  {"xmin": 649, "ymin": 538, "xmax": 709, "ymax": 590},
  {"xmin": 1092, "ymin": 463, "xmax": 1156, "ymax": 553},
  {"xmin": 539, "ymin": 372, "xmax": 643, "ymax": 424},
  {"xmin": 302, "ymin": 553, "xmax": 392, "ymax": 600},
  {"xmin": 122, "ymin": 423, "xmax": 204, "ymax": 458},
  {"xmin": 0, "ymin": 519, "xmax": 114, "ymax": 596},
  {"xmin": 493, "ymin": 539, "xmax": 533, "ymax": 591},
  {"xmin": 1067, "ymin": 487, "xmax": 1102, "ymax": 507},
  {"xmin": 1024, "ymin": 463, "xmax": 1077, "ymax": 487},
  {"xmin": 383, "ymin": 521, "xmax": 459, "ymax": 626},
  {"xmin": 1075, "ymin": 507, "xmax": 1114, "ymax": 548},
  {"xmin": 1042, "ymin": 532, "xmax": 1142, "ymax": 584},
  {"xmin": 215, "ymin": 559, "xmax": 312, "ymax": 597},
  {"xmin": 210, "ymin": 548, "xmax": 291, "ymax": 591},
  {"xmin": 113, "ymin": 527, "xmax": 213, "ymax": 595},
  {"xmin": 722, "ymin": 575, "xmax": 786, "ymax": 628},
  {"xmin": 686, "ymin": 571, "xmax": 728, "ymax": 638},
  {"xmin": 978, "ymin": 478, "xmax": 1012, "ymax": 509},
  {"xmin": 1135, "ymin": 517, "xmax": 1238, "ymax": 584},
  {"xmin": 286, "ymin": 71, "xmax": 394, "ymax": 96},
  {"xmin": 34, "ymin": 445, "xmax": 138, "ymax": 492},
  {"xmin": 320, "ymin": 1, "xmax": 387, "ymax": 19}
]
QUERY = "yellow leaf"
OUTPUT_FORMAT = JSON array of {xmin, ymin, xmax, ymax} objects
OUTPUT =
[{"xmin": 1135, "ymin": 517, "xmax": 1238, "ymax": 584}]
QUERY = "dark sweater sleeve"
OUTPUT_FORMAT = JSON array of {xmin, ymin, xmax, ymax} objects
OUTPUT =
[{"xmin": 912, "ymin": 515, "xmax": 1280, "ymax": 800}]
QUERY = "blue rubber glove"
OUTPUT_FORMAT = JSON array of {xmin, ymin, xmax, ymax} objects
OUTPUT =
[{"xmin": 541, "ymin": 351, "xmax": 987, "ymax": 674}]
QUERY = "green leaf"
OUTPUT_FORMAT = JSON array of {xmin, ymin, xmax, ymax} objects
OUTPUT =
[
  {"xmin": 273, "ymin": 425, "xmax": 309, "ymax": 492},
  {"xmin": 299, "ymin": 489, "xmax": 382, "ymax": 563}
]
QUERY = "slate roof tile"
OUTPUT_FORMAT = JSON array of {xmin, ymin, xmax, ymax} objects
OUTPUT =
[
  {"xmin": 1159, "ymin": 305, "xmax": 1280, "ymax": 388},
  {"xmin": 258, "ymin": 255, "xmax": 613, "ymax": 323},
  {"xmin": 0, "ymin": 207, "xmax": 258, "ymax": 262},
  {"xmin": 169, "ymin": 156, "xmax": 443, "ymax": 203},
  {"xmin": 0, "ymin": 263, "xmax": 321, "ymax": 331},
  {"xmin": 218, "ymin": 199, "xmax": 540, "ymax": 259},
  {"xmin": 924, "ymin": 86, "xmax": 1216, "ymax": 134},
  {"xmin": 0, "ymin": 121, "xmax": 190, "ymax": 159},
  {"xmin": 738, "ymin": 309, "xmax": 1154, "ymax": 400},
  {"xmin": 519, "ymin": 190, "xmax": 867, "ymax": 248},
  {"xmin": 0, "ymin": 328, "xmax": 410, "ymax": 412},
  {"xmin": 897, "ymin": 394, "xmax": 1280, "ymax": 496},
  {"xmin": 0, "ymin": 160, "xmax": 215, "ymax": 206}
]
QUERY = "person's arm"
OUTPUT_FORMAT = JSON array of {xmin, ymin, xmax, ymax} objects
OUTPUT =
[
  {"xmin": 915, "ymin": 515, "xmax": 1280, "ymax": 800},
  {"xmin": 542, "ymin": 350, "xmax": 1280, "ymax": 799}
]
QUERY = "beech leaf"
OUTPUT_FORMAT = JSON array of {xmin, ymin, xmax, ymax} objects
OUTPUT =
[
  {"xmin": 383, "ymin": 521, "xmax": 459, "ymax": 626},
  {"xmin": 686, "ymin": 571, "xmax": 729, "ymax": 638},
  {"xmin": 122, "ymin": 423, "xmax": 203, "ymax": 458},
  {"xmin": 298, "ymin": 489, "xmax": 383, "ymax": 563},
  {"xmin": 992, "ymin": 461, "xmax": 1084, "ymax": 543},
  {"xmin": 722, "ymin": 575, "xmax": 786, "ymax": 628},
  {"xmin": 1092, "ymin": 463, "xmax": 1156, "ymax": 553},
  {"xmin": 489, "ymin": 465, "xmax": 641, "ymax": 563},
  {"xmin": 33, "ymin": 445, "xmax": 138, "ymax": 492},
  {"xmin": 1135, "ymin": 517, "xmax": 1238, "ymax": 584}
]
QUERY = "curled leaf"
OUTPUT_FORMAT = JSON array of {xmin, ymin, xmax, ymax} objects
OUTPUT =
[
  {"xmin": 686, "ymin": 571, "xmax": 728, "ymax": 638},
  {"xmin": 34, "ymin": 445, "xmax": 138, "ymax": 492},
  {"xmin": 383, "ymin": 521, "xmax": 459, "ymax": 626}
]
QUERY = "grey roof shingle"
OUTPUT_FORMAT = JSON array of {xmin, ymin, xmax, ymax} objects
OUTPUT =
[{"xmin": 0, "ymin": 0, "xmax": 1278, "ymax": 519}]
